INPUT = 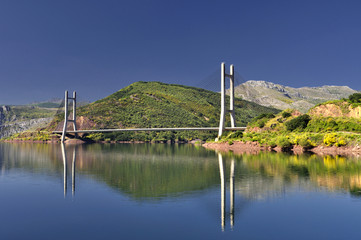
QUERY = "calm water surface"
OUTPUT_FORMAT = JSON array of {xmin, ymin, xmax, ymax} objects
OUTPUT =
[{"xmin": 1, "ymin": 142, "xmax": 361, "ymax": 239}]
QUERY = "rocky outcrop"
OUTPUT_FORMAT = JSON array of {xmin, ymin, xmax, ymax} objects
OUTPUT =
[
  {"xmin": 229, "ymin": 80, "xmax": 359, "ymax": 112},
  {"xmin": 0, "ymin": 118, "xmax": 52, "ymax": 139},
  {"xmin": 0, "ymin": 105, "xmax": 12, "ymax": 125},
  {"xmin": 51, "ymin": 116, "xmax": 96, "ymax": 131},
  {"xmin": 309, "ymin": 103, "xmax": 361, "ymax": 118},
  {"xmin": 0, "ymin": 104, "xmax": 57, "ymax": 139}
]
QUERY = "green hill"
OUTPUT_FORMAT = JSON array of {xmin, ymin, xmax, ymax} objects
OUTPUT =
[{"xmin": 49, "ymin": 81, "xmax": 279, "ymax": 142}]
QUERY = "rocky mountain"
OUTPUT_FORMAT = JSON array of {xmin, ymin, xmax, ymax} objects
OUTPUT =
[
  {"xmin": 0, "ymin": 105, "xmax": 57, "ymax": 139},
  {"xmin": 229, "ymin": 80, "xmax": 359, "ymax": 112},
  {"xmin": 0, "ymin": 118, "xmax": 52, "ymax": 139}
]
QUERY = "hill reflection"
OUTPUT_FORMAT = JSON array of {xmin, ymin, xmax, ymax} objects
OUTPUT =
[
  {"xmin": 236, "ymin": 152, "xmax": 361, "ymax": 197},
  {"xmin": 1, "ymin": 143, "xmax": 361, "ymax": 200},
  {"xmin": 61, "ymin": 143, "xmax": 221, "ymax": 199}
]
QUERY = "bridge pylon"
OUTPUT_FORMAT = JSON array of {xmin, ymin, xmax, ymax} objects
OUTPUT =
[
  {"xmin": 61, "ymin": 91, "xmax": 77, "ymax": 142},
  {"xmin": 216, "ymin": 63, "xmax": 236, "ymax": 141}
]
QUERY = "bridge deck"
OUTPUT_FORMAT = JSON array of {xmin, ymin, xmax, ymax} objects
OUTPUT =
[{"xmin": 53, "ymin": 127, "xmax": 246, "ymax": 134}]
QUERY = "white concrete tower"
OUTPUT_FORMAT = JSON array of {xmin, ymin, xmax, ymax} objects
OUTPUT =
[
  {"xmin": 61, "ymin": 91, "xmax": 69, "ymax": 142},
  {"xmin": 217, "ymin": 63, "xmax": 236, "ymax": 140},
  {"xmin": 61, "ymin": 91, "xmax": 77, "ymax": 142},
  {"xmin": 217, "ymin": 63, "xmax": 226, "ymax": 139},
  {"xmin": 229, "ymin": 64, "xmax": 236, "ymax": 128}
]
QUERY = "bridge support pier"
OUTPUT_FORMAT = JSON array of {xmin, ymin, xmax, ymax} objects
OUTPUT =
[
  {"xmin": 61, "ymin": 91, "xmax": 77, "ymax": 142},
  {"xmin": 217, "ymin": 63, "xmax": 236, "ymax": 141}
]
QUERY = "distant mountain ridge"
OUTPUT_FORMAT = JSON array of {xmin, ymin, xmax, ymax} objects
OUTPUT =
[{"xmin": 229, "ymin": 80, "xmax": 359, "ymax": 112}]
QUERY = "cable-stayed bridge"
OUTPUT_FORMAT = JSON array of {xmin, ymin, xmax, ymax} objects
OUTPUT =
[{"xmin": 53, "ymin": 63, "xmax": 247, "ymax": 142}]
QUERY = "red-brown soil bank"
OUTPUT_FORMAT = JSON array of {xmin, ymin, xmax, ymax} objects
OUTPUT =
[{"xmin": 202, "ymin": 141, "xmax": 361, "ymax": 157}]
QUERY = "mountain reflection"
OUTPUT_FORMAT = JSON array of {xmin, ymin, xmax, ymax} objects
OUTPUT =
[
  {"xmin": 58, "ymin": 143, "xmax": 221, "ymax": 199},
  {"xmin": 237, "ymin": 152, "xmax": 361, "ymax": 197},
  {"xmin": 2, "ymin": 143, "xmax": 361, "ymax": 200},
  {"xmin": 2, "ymin": 142, "xmax": 361, "ymax": 231}
]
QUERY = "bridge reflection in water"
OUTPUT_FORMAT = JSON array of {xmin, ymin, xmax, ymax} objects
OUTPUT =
[
  {"xmin": 59, "ymin": 144, "xmax": 236, "ymax": 230},
  {"xmin": 61, "ymin": 143, "xmax": 76, "ymax": 197},
  {"xmin": 218, "ymin": 153, "xmax": 235, "ymax": 231}
]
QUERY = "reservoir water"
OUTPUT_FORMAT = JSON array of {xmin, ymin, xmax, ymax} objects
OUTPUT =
[{"xmin": 1, "ymin": 142, "xmax": 361, "ymax": 239}]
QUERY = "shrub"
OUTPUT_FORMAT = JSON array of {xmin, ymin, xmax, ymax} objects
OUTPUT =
[
  {"xmin": 335, "ymin": 137, "xmax": 346, "ymax": 147},
  {"xmin": 258, "ymin": 121, "xmax": 266, "ymax": 128},
  {"xmin": 276, "ymin": 136, "xmax": 292, "ymax": 149},
  {"xmin": 285, "ymin": 114, "xmax": 311, "ymax": 132},
  {"xmin": 282, "ymin": 111, "xmax": 292, "ymax": 118},
  {"xmin": 254, "ymin": 113, "xmax": 276, "ymax": 120},
  {"xmin": 268, "ymin": 140, "xmax": 277, "ymax": 148},
  {"xmin": 249, "ymin": 113, "xmax": 276, "ymax": 128},
  {"xmin": 292, "ymin": 134, "xmax": 314, "ymax": 148},
  {"xmin": 323, "ymin": 133, "xmax": 347, "ymax": 147},
  {"xmin": 323, "ymin": 133, "xmax": 336, "ymax": 146},
  {"xmin": 227, "ymin": 131, "xmax": 243, "ymax": 139},
  {"xmin": 208, "ymin": 118, "xmax": 216, "ymax": 124},
  {"xmin": 85, "ymin": 133, "xmax": 105, "ymax": 141},
  {"xmin": 299, "ymin": 137, "xmax": 314, "ymax": 148}
]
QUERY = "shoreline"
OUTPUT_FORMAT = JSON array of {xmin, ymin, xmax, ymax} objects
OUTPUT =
[
  {"xmin": 2, "ymin": 138, "xmax": 361, "ymax": 157},
  {"xmin": 202, "ymin": 141, "xmax": 361, "ymax": 157},
  {"xmin": 0, "ymin": 139, "xmax": 192, "ymax": 144}
]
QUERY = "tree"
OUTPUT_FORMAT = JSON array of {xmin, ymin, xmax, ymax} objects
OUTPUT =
[
  {"xmin": 349, "ymin": 93, "xmax": 361, "ymax": 103},
  {"xmin": 285, "ymin": 114, "xmax": 311, "ymax": 131}
]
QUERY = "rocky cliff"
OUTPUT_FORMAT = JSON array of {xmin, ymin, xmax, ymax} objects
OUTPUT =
[
  {"xmin": 229, "ymin": 80, "xmax": 358, "ymax": 112},
  {"xmin": 0, "ymin": 117, "xmax": 52, "ymax": 139},
  {"xmin": 0, "ymin": 105, "xmax": 14, "ymax": 124},
  {"xmin": 0, "ymin": 105, "xmax": 56, "ymax": 139}
]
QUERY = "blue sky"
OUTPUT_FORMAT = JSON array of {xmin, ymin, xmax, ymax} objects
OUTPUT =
[{"xmin": 1, "ymin": 0, "xmax": 361, "ymax": 104}]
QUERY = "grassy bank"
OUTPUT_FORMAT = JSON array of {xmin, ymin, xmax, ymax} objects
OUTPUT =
[
  {"xmin": 218, "ymin": 104, "xmax": 361, "ymax": 150},
  {"xmin": 220, "ymin": 130, "xmax": 361, "ymax": 150}
]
